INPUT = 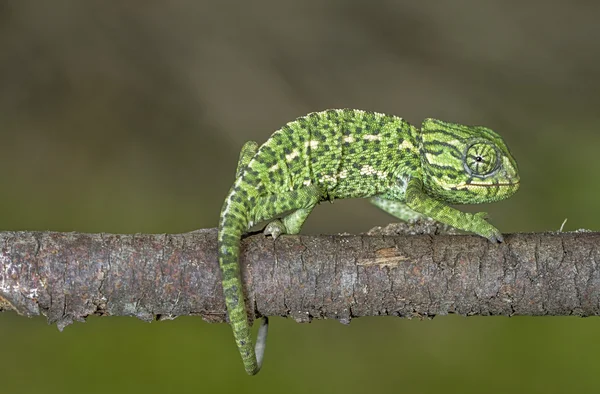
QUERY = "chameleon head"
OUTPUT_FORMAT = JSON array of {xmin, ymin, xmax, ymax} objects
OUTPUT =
[{"xmin": 419, "ymin": 119, "xmax": 520, "ymax": 204}]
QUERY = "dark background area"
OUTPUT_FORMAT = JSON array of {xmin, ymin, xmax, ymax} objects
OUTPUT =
[{"xmin": 1, "ymin": 1, "xmax": 599, "ymax": 393}]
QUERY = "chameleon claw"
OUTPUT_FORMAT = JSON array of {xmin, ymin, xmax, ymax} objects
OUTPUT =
[{"xmin": 490, "ymin": 233, "xmax": 504, "ymax": 243}]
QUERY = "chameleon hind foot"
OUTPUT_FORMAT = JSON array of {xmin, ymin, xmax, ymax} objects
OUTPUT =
[
  {"xmin": 263, "ymin": 205, "xmax": 315, "ymax": 240},
  {"xmin": 264, "ymin": 220, "xmax": 286, "ymax": 240}
]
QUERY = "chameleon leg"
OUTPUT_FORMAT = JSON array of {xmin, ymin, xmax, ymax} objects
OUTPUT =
[
  {"xmin": 264, "ymin": 207, "xmax": 313, "ymax": 239},
  {"xmin": 370, "ymin": 196, "xmax": 425, "ymax": 222},
  {"xmin": 236, "ymin": 141, "xmax": 259, "ymax": 177},
  {"xmin": 254, "ymin": 186, "xmax": 323, "ymax": 239},
  {"xmin": 404, "ymin": 177, "xmax": 503, "ymax": 243}
]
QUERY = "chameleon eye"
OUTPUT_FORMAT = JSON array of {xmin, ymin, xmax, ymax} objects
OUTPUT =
[{"xmin": 463, "ymin": 141, "xmax": 499, "ymax": 177}]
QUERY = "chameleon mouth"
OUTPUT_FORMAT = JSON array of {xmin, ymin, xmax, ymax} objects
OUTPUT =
[{"xmin": 469, "ymin": 181, "xmax": 520, "ymax": 187}]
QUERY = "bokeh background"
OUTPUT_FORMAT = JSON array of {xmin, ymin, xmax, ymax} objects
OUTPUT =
[{"xmin": 1, "ymin": 1, "xmax": 599, "ymax": 393}]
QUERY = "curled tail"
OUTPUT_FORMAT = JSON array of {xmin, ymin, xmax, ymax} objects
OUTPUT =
[{"xmin": 218, "ymin": 199, "xmax": 269, "ymax": 375}]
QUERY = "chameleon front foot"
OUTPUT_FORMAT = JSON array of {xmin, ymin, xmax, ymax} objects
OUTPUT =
[
  {"xmin": 471, "ymin": 212, "xmax": 504, "ymax": 243},
  {"xmin": 264, "ymin": 220, "xmax": 287, "ymax": 240}
]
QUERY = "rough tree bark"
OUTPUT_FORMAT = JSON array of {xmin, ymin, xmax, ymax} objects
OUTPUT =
[{"xmin": 0, "ymin": 223, "xmax": 598, "ymax": 330}]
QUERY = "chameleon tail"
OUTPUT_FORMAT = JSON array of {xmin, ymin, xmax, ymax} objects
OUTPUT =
[{"xmin": 218, "ymin": 202, "xmax": 268, "ymax": 375}]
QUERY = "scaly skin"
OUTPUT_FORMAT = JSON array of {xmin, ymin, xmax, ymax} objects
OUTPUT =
[{"xmin": 218, "ymin": 109, "xmax": 520, "ymax": 375}]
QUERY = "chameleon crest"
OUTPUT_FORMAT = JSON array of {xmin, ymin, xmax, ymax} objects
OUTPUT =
[{"xmin": 218, "ymin": 109, "xmax": 519, "ymax": 375}]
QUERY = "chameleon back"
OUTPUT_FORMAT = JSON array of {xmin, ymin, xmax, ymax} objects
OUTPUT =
[{"xmin": 243, "ymin": 109, "xmax": 422, "ymax": 202}]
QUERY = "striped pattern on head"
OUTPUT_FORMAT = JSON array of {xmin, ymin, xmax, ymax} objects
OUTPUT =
[{"xmin": 419, "ymin": 118, "xmax": 520, "ymax": 204}]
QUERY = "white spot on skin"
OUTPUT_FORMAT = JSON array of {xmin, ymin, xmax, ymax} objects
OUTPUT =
[
  {"xmin": 363, "ymin": 134, "xmax": 381, "ymax": 141},
  {"xmin": 360, "ymin": 165, "xmax": 388, "ymax": 179},
  {"xmin": 343, "ymin": 136, "xmax": 355, "ymax": 143},
  {"xmin": 305, "ymin": 140, "xmax": 319, "ymax": 149},
  {"xmin": 269, "ymin": 163, "xmax": 279, "ymax": 171},
  {"xmin": 338, "ymin": 170, "xmax": 348, "ymax": 179},
  {"xmin": 425, "ymin": 152, "xmax": 438, "ymax": 165},
  {"xmin": 303, "ymin": 179, "xmax": 312, "ymax": 186},
  {"xmin": 360, "ymin": 165, "xmax": 376, "ymax": 176},
  {"xmin": 319, "ymin": 175, "xmax": 337, "ymax": 184},
  {"xmin": 399, "ymin": 140, "xmax": 414, "ymax": 150},
  {"xmin": 286, "ymin": 150, "xmax": 300, "ymax": 161}
]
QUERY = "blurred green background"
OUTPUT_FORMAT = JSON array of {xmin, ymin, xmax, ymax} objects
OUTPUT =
[{"xmin": 1, "ymin": 1, "xmax": 599, "ymax": 393}]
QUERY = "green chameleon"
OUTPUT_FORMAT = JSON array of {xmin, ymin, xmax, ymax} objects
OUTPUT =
[{"xmin": 218, "ymin": 109, "xmax": 520, "ymax": 375}]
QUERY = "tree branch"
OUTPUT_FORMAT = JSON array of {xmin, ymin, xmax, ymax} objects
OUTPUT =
[{"xmin": 1, "ymin": 225, "xmax": 598, "ymax": 330}]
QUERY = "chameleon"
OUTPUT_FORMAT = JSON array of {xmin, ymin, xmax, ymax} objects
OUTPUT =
[{"xmin": 218, "ymin": 108, "xmax": 520, "ymax": 375}]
